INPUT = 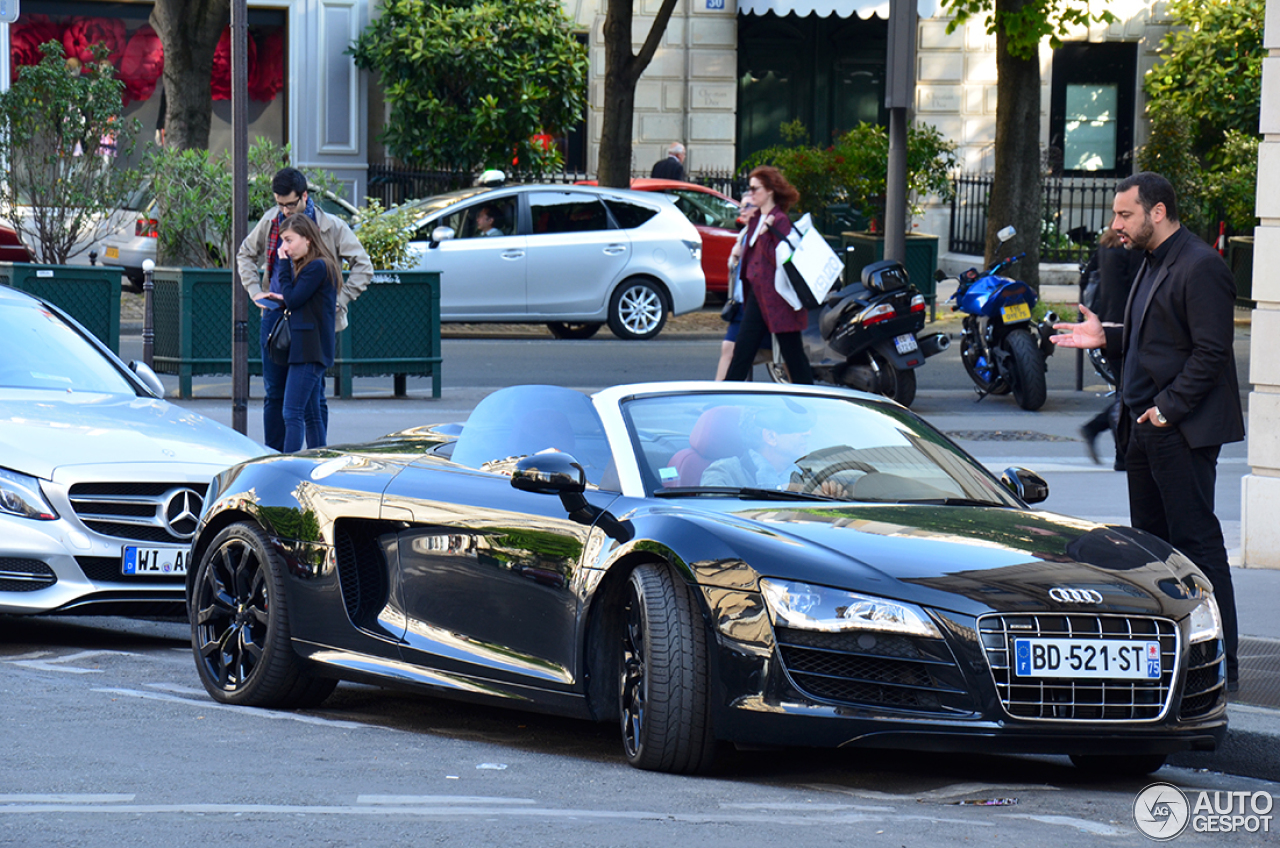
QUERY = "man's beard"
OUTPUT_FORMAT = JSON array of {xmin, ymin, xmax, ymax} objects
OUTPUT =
[{"xmin": 1123, "ymin": 214, "xmax": 1156, "ymax": 251}]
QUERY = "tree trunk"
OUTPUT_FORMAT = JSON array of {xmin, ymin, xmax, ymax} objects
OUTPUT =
[
  {"xmin": 598, "ymin": 0, "xmax": 679, "ymax": 188},
  {"xmin": 151, "ymin": 0, "xmax": 230, "ymax": 151},
  {"xmin": 986, "ymin": 0, "xmax": 1042, "ymax": 289}
]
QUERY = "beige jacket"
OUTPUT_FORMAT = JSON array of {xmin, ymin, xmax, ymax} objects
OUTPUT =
[{"xmin": 236, "ymin": 206, "xmax": 373, "ymax": 332}]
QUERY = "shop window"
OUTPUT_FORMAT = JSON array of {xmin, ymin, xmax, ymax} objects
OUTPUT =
[{"xmin": 1049, "ymin": 43, "xmax": 1137, "ymax": 177}]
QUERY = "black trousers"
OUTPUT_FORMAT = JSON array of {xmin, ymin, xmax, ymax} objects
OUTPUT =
[
  {"xmin": 724, "ymin": 292, "xmax": 813, "ymax": 384},
  {"xmin": 1126, "ymin": 419, "xmax": 1238, "ymax": 681}
]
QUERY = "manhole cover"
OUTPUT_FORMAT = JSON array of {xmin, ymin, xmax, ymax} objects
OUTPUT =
[{"xmin": 945, "ymin": 430, "xmax": 1076, "ymax": 442}]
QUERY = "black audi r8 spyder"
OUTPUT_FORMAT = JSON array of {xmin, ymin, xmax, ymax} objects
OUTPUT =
[{"xmin": 186, "ymin": 382, "xmax": 1226, "ymax": 774}]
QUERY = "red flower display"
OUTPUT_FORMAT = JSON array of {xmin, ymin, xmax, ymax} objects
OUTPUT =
[
  {"xmin": 62, "ymin": 16, "xmax": 126, "ymax": 67},
  {"xmin": 210, "ymin": 26, "xmax": 257, "ymax": 101},
  {"xmin": 118, "ymin": 25, "xmax": 164, "ymax": 106},
  {"xmin": 10, "ymin": 14, "xmax": 64, "ymax": 82},
  {"xmin": 248, "ymin": 29, "xmax": 284, "ymax": 102}
]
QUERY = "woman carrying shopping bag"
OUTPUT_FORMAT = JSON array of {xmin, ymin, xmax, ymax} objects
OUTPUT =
[
  {"xmin": 723, "ymin": 166, "xmax": 813, "ymax": 384},
  {"xmin": 252, "ymin": 213, "xmax": 340, "ymax": 452}
]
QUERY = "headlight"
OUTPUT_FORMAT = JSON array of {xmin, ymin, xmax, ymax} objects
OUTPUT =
[
  {"xmin": 1188, "ymin": 596, "xmax": 1222, "ymax": 644},
  {"xmin": 0, "ymin": 468, "xmax": 58, "ymax": 520},
  {"xmin": 760, "ymin": 578, "xmax": 941, "ymax": 638}
]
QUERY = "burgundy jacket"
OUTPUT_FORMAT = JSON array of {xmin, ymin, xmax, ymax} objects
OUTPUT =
[{"xmin": 741, "ymin": 213, "xmax": 806, "ymax": 333}]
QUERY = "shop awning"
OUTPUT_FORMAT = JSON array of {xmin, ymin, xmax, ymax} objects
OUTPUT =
[{"xmin": 737, "ymin": 0, "xmax": 939, "ymax": 20}]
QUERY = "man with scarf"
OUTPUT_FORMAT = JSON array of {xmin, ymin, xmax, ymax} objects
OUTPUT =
[{"xmin": 237, "ymin": 167, "xmax": 373, "ymax": 450}]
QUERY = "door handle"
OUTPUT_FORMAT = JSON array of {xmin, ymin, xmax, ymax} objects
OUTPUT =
[
  {"xmin": 603, "ymin": 245, "xmax": 627, "ymax": 255},
  {"xmin": 501, "ymin": 251, "xmax": 525, "ymax": 259}
]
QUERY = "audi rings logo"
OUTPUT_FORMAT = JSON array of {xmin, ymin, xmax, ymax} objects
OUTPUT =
[
  {"xmin": 1049, "ymin": 587, "xmax": 1104, "ymax": 604},
  {"xmin": 1134, "ymin": 783, "xmax": 1190, "ymax": 840},
  {"xmin": 163, "ymin": 488, "xmax": 204, "ymax": 539}
]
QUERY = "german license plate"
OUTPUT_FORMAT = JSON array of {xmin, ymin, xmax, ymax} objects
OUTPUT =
[
  {"xmin": 893, "ymin": 333, "xmax": 919, "ymax": 354},
  {"xmin": 105, "ymin": 246, "xmax": 120, "ymax": 259},
  {"xmin": 122, "ymin": 546, "xmax": 188, "ymax": 576},
  {"xmin": 1014, "ymin": 638, "xmax": 1161, "ymax": 680},
  {"xmin": 1001, "ymin": 302, "xmax": 1031, "ymax": 323}
]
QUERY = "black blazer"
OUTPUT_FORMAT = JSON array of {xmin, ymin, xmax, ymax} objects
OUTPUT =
[
  {"xmin": 650, "ymin": 156, "xmax": 685, "ymax": 181},
  {"xmin": 278, "ymin": 257, "xmax": 338, "ymax": 368},
  {"xmin": 1103, "ymin": 228, "xmax": 1244, "ymax": 450}
]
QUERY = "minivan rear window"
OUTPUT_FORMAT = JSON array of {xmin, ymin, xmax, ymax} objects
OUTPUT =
[{"xmin": 604, "ymin": 198, "xmax": 659, "ymax": 230}]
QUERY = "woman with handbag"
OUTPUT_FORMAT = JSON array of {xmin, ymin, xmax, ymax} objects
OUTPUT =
[
  {"xmin": 253, "ymin": 213, "xmax": 340, "ymax": 452},
  {"xmin": 715, "ymin": 198, "xmax": 774, "ymax": 380},
  {"xmin": 723, "ymin": 166, "xmax": 813, "ymax": 384}
]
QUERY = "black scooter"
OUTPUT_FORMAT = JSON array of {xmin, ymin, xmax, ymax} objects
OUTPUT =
[{"xmin": 766, "ymin": 259, "xmax": 950, "ymax": 407}]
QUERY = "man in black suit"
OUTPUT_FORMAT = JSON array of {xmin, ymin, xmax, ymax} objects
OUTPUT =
[
  {"xmin": 1051, "ymin": 172, "xmax": 1245, "ymax": 691},
  {"xmin": 651, "ymin": 142, "xmax": 686, "ymax": 180}
]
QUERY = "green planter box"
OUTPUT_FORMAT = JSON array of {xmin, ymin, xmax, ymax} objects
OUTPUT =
[
  {"xmin": 841, "ymin": 232, "xmax": 941, "ymax": 320},
  {"xmin": 150, "ymin": 267, "xmax": 441, "ymax": 399},
  {"xmin": 0, "ymin": 262, "xmax": 123, "ymax": 353},
  {"xmin": 1228, "ymin": 236, "xmax": 1255, "ymax": 307}
]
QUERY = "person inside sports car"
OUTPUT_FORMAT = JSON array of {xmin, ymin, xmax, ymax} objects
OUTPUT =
[{"xmin": 188, "ymin": 382, "xmax": 1227, "ymax": 777}]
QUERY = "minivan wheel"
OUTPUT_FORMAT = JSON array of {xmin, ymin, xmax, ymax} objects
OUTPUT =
[{"xmin": 608, "ymin": 279, "xmax": 668, "ymax": 340}]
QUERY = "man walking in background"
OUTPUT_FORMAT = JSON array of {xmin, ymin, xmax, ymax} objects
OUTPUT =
[
  {"xmin": 1051, "ymin": 171, "xmax": 1245, "ymax": 692},
  {"xmin": 651, "ymin": 142, "xmax": 686, "ymax": 181},
  {"xmin": 236, "ymin": 167, "xmax": 374, "ymax": 450}
]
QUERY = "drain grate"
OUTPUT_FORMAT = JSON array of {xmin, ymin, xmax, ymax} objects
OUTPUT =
[
  {"xmin": 945, "ymin": 430, "xmax": 1077, "ymax": 442},
  {"xmin": 1235, "ymin": 637, "xmax": 1280, "ymax": 709}
]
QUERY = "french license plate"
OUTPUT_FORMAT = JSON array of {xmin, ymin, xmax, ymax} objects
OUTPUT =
[
  {"xmin": 893, "ymin": 333, "xmax": 919, "ymax": 354},
  {"xmin": 122, "ymin": 546, "xmax": 188, "ymax": 576},
  {"xmin": 105, "ymin": 246, "xmax": 120, "ymax": 259},
  {"xmin": 1014, "ymin": 638, "xmax": 1161, "ymax": 680},
  {"xmin": 1001, "ymin": 302, "xmax": 1031, "ymax": 323}
]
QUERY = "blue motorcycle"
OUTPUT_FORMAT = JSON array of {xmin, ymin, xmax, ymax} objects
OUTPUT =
[{"xmin": 947, "ymin": 226, "xmax": 1057, "ymax": 411}]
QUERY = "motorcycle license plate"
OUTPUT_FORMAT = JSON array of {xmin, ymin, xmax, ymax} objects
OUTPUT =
[
  {"xmin": 1001, "ymin": 302, "xmax": 1031, "ymax": 323},
  {"xmin": 893, "ymin": 333, "xmax": 918, "ymax": 355}
]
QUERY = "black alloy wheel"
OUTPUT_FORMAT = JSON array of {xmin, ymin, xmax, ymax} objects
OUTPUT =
[
  {"xmin": 546, "ymin": 321, "xmax": 603, "ymax": 340},
  {"xmin": 190, "ymin": 522, "xmax": 335, "ymax": 708},
  {"xmin": 619, "ymin": 563, "xmax": 717, "ymax": 774}
]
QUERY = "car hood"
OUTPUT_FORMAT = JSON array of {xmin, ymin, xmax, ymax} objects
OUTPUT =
[
  {"xmin": 0, "ymin": 391, "xmax": 266, "ymax": 480},
  {"xmin": 684, "ymin": 502, "xmax": 1207, "ymax": 618}
]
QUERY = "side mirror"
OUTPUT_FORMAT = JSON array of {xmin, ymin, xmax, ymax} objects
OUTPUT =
[
  {"xmin": 429, "ymin": 226, "xmax": 456, "ymax": 248},
  {"xmin": 996, "ymin": 225, "xmax": 1016, "ymax": 244},
  {"xmin": 512, "ymin": 452, "xmax": 586, "ymax": 495},
  {"xmin": 1001, "ymin": 466, "xmax": 1049, "ymax": 504},
  {"xmin": 129, "ymin": 361, "xmax": 165, "ymax": 397}
]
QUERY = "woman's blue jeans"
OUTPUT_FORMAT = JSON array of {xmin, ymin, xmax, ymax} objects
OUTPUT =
[{"xmin": 282, "ymin": 361, "xmax": 327, "ymax": 453}]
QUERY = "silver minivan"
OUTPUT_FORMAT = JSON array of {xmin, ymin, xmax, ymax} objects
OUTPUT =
[{"xmin": 391, "ymin": 184, "xmax": 706, "ymax": 340}]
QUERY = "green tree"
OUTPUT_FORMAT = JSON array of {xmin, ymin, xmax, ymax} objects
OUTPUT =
[
  {"xmin": 597, "ymin": 0, "xmax": 679, "ymax": 188},
  {"xmin": 0, "ymin": 42, "xmax": 141, "ymax": 264},
  {"xmin": 1140, "ymin": 0, "xmax": 1263, "ymax": 236},
  {"xmin": 350, "ymin": 0, "xmax": 588, "ymax": 176},
  {"xmin": 941, "ymin": 0, "xmax": 1115, "ymax": 287}
]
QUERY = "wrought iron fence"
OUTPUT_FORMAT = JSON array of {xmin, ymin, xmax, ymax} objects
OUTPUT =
[{"xmin": 949, "ymin": 173, "xmax": 1117, "ymax": 264}]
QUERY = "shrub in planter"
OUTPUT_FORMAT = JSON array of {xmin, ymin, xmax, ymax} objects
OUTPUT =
[{"xmin": 351, "ymin": 199, "xmax": 416, "ymax": 271}]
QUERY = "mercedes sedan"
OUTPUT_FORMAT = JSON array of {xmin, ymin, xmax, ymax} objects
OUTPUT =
[
  {"xmin": 185, "ymin": 381, "xmax": 1226, "ymax": 775},
  {"xmin": 0, "ymin": 286, "xmax": 264, "ymax": 616}
]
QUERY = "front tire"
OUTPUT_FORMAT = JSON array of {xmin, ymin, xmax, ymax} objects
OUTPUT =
[
  {"xmin": 608, "ymin": 279, "xmax": 668, "ymax": 340},
  {"xmin": 619, "ymin": 563, "xmax": 716, "ymax": 774},
  {"xmin": 190, "ymin": 522, "xmax": 336, "ymax": 708},
  {"xmin": 1005, "ymin": 329, "xmax": 1048, "ymax": 411},
  {"xmin": 546, "ymin": 321, "xmax": 603, "ymax": 340}
]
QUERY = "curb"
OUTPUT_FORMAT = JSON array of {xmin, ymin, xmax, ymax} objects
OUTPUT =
[{"xmin": 1170, "ymin": 703, "xmax": 1280, "ymax": 782}]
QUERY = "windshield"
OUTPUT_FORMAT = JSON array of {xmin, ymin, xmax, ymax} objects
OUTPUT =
[
  {"xmin": 620, "ymin": 392, "xmax": 1019, "ymax": 506},
  {"xmin": 666, "ymin": 188, "xmax": 740, "ymax": 230},
  {"xmin": 0, "ymin": 299, "xmax": 136, "ymax": 393}
]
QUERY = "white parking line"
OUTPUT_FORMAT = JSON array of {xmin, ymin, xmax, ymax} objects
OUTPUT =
[
  {"xmin": 91, "ymin": 687, "xmax": 385, "ymax": 731},
  {"xmin": 3, "ymin": 650, "xmax": 135, "ymax": 674}
]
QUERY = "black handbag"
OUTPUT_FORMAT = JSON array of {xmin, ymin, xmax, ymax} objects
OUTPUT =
[
  {"xmin": 720, "ymin": 298, "xmax": 740, "ymax": 322},
  {"xmin": 267, "ymin": 310, "xmax": 291, "ymax": 366}
]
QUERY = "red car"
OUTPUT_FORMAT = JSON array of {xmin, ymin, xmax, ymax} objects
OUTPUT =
[
  {"xmin": 578, "ymin": 178, "xmax": 743, "ymax": 296},
  {"xmin": 0, "ymin": 222, "xmax": 34, "ymax": 263}
]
